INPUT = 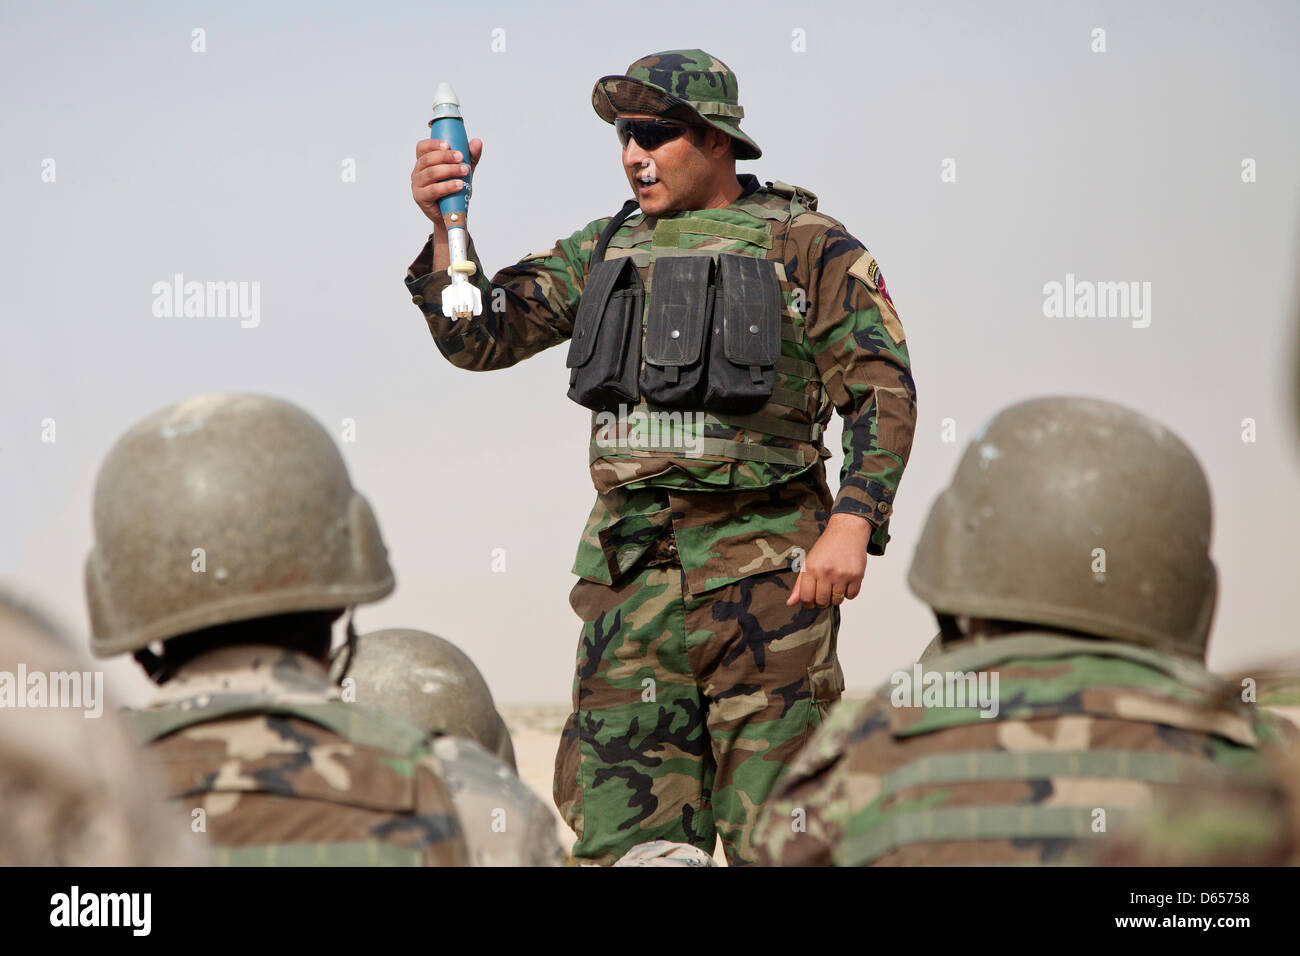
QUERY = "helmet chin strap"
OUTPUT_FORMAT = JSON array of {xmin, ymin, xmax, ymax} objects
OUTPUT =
[
  {"xmin": 935, "ymin": 612, "xmax": 964, "ymax": 644},
  {"xmin": 133, "ymin": 643, "xmax": 173, "ymax": 684},
  {"xmin": 329, "ymin": 609, "xmax": 359, "ymax": 686}
]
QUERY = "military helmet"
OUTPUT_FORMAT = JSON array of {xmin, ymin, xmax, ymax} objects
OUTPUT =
[
  {"xmin": 592, "ymin": 49, "xmax": 761, "ymax": 160},
  {"xmin": 908, "ymin": 397, "xmax": 1217, "ymax": 659},
  {"xmin": 86, "ymin": 393, "xmax": 394, "ymax": 658},
  {"xmin": 347, "ymin": 628, "xmax": 515, "ymax": 767}
]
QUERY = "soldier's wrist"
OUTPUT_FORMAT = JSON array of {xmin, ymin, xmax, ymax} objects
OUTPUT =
[{"xmin": 827, "ymin": 511, "xmax": 874, "ymax": 535}]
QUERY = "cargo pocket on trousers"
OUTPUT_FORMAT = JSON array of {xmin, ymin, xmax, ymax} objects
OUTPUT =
[
  {"xmin": 793, "ymin": 658, "xmax": 846, "ymax": 755},
  {"xmin": 553, "ymin": 710, "xmax": 585, "ymax": 838},
  {"xmin": 808, "ymin": 658, "xmax": 845, "ymax": 720}
]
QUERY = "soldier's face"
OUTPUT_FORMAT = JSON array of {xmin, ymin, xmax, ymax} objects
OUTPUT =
[{"xmin": 618, "ymin": 112, "xmax": 718, "ymax": 216}]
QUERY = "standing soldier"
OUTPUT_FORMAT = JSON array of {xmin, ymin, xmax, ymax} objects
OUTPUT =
[
  {"xmin": 85, "ymin": 393, "xmax": 469, "ymax": 866},
  {"xmin": 407, "ymin": 50, "xmax": 917, "ymax": 864},
  {"xmin": 752, "ymin": 397, "xmax": 1295, "ymax": 866}
]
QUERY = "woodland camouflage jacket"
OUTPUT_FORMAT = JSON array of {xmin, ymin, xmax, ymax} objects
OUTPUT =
[
  {"xmin": 752, "ymin": 632, "xmax": 1299, "ymax": 866},
  {"xmin": 127, "ymin": 647, "xmax": 470, "ymax": 866},
  {"xmin": 407, "ymin": 174, "xmax": 916, "ymax": 594}
]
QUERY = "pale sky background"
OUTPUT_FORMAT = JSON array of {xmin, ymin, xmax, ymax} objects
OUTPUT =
[{"xmin": 2, "ymin": 1, "xmax": 1298, "ymax": 706}]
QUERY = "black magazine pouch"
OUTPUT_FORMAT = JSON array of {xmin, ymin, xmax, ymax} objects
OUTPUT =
[
  {"xmin": 703, "ymin": 254, "xmax": 782, "ymax": 413},
  {"xmin": 640, "ymin": 255, "xmax": 714, "ymax": 407},
  {"xmin": 566, "ymin": 256, "xmax": 643, "ymax": 412}
]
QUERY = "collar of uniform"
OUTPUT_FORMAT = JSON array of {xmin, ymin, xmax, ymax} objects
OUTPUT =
[
  {"xmin": 924, "ymin": 630, "xmax": 1217, "ymax": 689},
  {"xmin": 882, "ymin": 630, "xmax": 1258, "ymax": 746},
  {"xmin": 622, "ymin": 174, "xmax": 790, "ymax": 232},
  {"xmin": 148, "ymin": 645, "xmax": 335, "ymax": 708},
  {"xmin": 733, "ymin": 174, "xmax": 792, "ymax": 221}
]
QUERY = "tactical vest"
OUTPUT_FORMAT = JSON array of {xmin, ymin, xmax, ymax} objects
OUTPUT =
[
  {"xmin": 127, "ymin": 698, "xmax": 458, "ymax": 866},
  {"xmin": 567, "ymin": 180, "xmax": 830, "ymax": 491},
  {"xmin": 833, "ymin": 632, "xmax": 1274, "ymax": 866}
]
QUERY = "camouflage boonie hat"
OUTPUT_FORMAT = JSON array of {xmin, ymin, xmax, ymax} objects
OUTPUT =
[{"xmin": 592, "ymin": 49, "xmax": 761, "ymax": 160}]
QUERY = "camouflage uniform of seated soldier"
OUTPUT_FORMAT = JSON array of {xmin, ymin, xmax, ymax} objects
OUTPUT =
[
  {"xmin": 0, "ymin": 591, "xmax": 203, "ymax": 866},
  {"xmin": 85, "ymin": 393, "xmax": 469, "ymax": 866},
  {"xmin": 347, "ymin": 628, "xmax": 564, "ymax": 866},
  {"xmin": 753, "ymin": 397, "xmax": 1297, "ymax": 866}
]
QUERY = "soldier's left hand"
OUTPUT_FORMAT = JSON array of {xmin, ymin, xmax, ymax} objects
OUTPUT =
[{"xmin": 787, "ymin": 514, "xmax": 871, "ymax": 608}]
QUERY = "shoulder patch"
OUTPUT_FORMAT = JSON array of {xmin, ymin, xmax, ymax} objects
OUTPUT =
[
  {"xmin": 848, "ymin": 250, "xmax": 879, "ymax": 290},
  {"xmin": 848, "ymin": 250, "xmax": 904, "ymax": 344}
]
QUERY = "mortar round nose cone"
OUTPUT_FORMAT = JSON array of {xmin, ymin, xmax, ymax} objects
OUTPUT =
[{"xmin": 433, "ymin": 82, "xmax": 459, "ymax": 106}]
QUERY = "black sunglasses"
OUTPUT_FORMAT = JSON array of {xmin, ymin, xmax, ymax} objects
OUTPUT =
[{"xmin": 615, "ymin": 117, "xmax": 691, "ymax": 151}]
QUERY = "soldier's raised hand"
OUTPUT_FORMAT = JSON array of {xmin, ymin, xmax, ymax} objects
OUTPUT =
[{"xmin": 411, "ymin": 137, "xmax": 483, "ymax": 230}]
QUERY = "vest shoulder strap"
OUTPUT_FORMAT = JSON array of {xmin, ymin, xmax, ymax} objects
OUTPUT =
[
  {"xmin": 929, "ymin": 632, "xmax": 1226, "ymax": 694},
  {"xmin": 883, "ymin": 632, "xmax": 1262, "ymax": 747},
  {"xmin": 764, "ymin": 180, "xmax": 819, "ymax": 216},
  {"xmin": 215, "ymin": 842, "xmax": 425, "ymax": 867},
  {"xmin": 126, "ymin": 697, "xmax": 431, "ymax": 757},
  {"xmin": 593, "ymin": 200, "xmax": 643, "ymax": 264},
  {"xmin": 833, "ymin": 805, "xmax": 1137, "ymax": 867}
]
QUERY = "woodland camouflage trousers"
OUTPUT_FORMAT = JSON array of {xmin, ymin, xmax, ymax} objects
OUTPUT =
[{"xmin": 554, "ymin": 536, "xmax": 844, "ymax": 865}]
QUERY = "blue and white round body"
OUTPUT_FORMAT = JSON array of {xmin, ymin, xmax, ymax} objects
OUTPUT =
[{"xmin": 429, "ymin": 82, "xmax": 481, "ymax": 319}]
